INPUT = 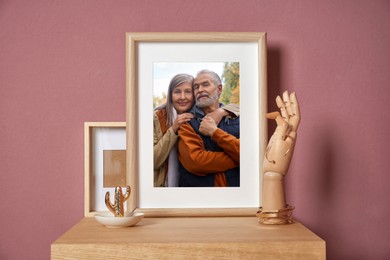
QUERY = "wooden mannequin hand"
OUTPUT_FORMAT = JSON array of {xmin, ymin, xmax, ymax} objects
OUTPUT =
[{"xmin": 263, "ymin": 91, "xmax": 300, "ymax": 175}]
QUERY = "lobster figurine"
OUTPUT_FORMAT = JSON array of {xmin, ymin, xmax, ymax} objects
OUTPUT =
[{"xmin": 105, "ymin": 186, "xmax": 131, "ymax": 217}]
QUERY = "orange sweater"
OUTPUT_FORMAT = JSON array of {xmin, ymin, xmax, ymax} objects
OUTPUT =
[{"xmin": 178, "ymin": 123, "xmax": 240, "ymax": 186}]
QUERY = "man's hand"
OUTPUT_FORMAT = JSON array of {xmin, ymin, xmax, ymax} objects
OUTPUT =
[
  {"xmin": 263, "ymin": 91, "xmax": 300, "ymax": 175},
  {"xmin": 199, "ymin": 116, "xmax": 218, "ymax": 136}
]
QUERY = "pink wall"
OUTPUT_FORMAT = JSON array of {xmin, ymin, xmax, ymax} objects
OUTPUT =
[{"xmin": 1, "ymin": 0, "xmax": 389, "ymax": 259}]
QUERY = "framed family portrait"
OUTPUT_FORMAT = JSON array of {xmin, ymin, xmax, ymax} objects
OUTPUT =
[
  {"xmin": 84, "ymin": 122, "xmax": 127, "ymax": 217},
  {"xmin": 126, "ymin": 32, "xmax": 267, "ymax": 217}
]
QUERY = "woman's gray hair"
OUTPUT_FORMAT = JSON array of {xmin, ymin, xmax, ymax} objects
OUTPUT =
[{"xmin": 156, "ymin": 73, "xmax": 194, "ymax": 127}]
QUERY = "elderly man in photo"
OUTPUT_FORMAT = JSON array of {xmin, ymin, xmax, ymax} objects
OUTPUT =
[{"xmin": 177, "ymin": 70, "xmax": 240, "ymax": 187}]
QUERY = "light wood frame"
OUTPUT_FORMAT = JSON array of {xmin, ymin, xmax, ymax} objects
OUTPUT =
[
  {"xmin": 84, "ymin": 122, "xmax": 126, "ymax": 217},
  {"xmin": 126, "ymin": 32, "xmax": 267, "ymax": 217}
]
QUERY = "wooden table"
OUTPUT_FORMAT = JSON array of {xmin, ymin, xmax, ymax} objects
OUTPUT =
[{"xmin": 51, "ymin": 217, "xmax": 325, "ymax": 259}]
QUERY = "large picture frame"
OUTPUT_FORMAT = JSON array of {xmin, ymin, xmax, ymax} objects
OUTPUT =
[
  {"xmin": 126, "ymin": 32, "xmax": 267, "ymax": 217},
  {"xmin": 84, "ymin": 122, "xmax": 127, "ymax": 217}
]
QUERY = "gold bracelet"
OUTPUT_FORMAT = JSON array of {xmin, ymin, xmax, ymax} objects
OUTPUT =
[{"xmin": 256, "ymin": 205, "xmax": 294, "ymax": 225}]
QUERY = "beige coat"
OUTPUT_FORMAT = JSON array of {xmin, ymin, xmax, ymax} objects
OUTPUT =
[{"xmin": 153, "ymin": 109, "xmax": 178, "ymax": 187}]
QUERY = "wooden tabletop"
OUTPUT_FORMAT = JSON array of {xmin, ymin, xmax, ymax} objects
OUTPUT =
[{"xmin": 52, "ymin": 217, "xmax": 325, "ymax": 259}]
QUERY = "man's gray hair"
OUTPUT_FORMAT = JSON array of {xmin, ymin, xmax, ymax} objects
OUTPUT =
[{"xmin": 196, "ymin": 69, "xmax": 222, "ymax": 86}]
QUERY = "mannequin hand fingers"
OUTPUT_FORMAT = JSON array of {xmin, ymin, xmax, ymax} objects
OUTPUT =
[
  {"xmin": 265, "ymin": 111, "xmax": 280, "ymax": 120},
  {"xmin": 283, "ymin": 91, "xmax": 294, "ymax": 116},
  {"xmin": 276, "ymin": 95, "xmax": 289, "ymax": 120}
]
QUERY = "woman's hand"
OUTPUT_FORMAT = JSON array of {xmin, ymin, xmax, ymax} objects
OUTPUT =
[
  {"xmin": 172, "ymin": 113, "xmax": 194, "ymax": 133},
  {"xmin": 206, "ymin": 108, "xmax": 229, "ymax": 125}
]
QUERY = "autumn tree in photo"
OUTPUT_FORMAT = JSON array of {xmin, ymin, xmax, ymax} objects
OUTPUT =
[{"xmin": 221, "ymin": 62, "xmax": 240, "ymax": 105}]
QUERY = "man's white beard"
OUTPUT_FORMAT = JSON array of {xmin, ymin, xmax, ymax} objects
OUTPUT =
[{"xmin": 196, "ymin": 92, "xmax": 219, "ymax": 108}]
